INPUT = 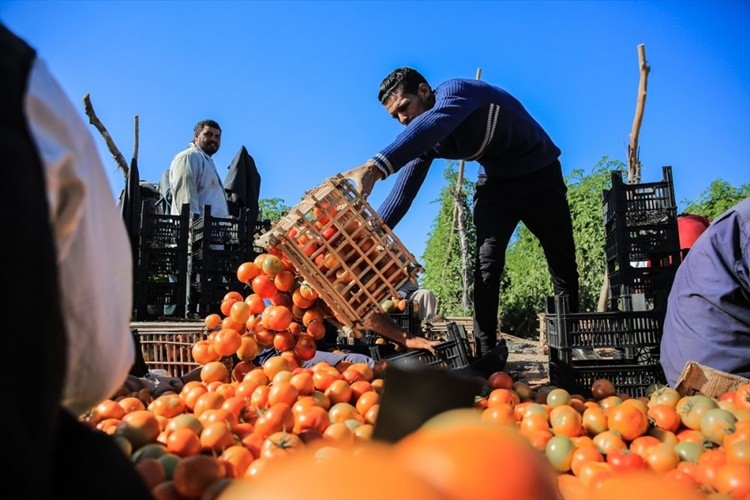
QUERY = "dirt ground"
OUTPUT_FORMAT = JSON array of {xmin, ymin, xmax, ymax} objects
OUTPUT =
[{"xmin": 503, "ymin": 333, "xmax": 550, "ymax": 388}]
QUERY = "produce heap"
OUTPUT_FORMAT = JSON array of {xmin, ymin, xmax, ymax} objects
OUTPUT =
[{"xmin": 83, "ymin": 247, "xmax": 750, "ymax": 499}]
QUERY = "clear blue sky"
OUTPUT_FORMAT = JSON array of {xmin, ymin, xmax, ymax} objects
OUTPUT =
[{"xmin": 3, "ymin": 1, "xmax": 748, "ymax": 262}]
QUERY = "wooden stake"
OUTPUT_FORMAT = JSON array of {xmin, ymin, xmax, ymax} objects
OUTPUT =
[{"xmin": 83, "ymin": 93, "xmax": 128, "ymax": 177}]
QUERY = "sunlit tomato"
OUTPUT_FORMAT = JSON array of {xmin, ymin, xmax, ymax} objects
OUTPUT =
[
  {"xmin": 328, "ymin": 402, "xmax": 362, "ymax": 424},
  {"xmin": 200, "ymin": 361, "xmax": 229, "ymax": 384},
  {"xmin": 150, "ymin": 393, "xmax": 187, "ymax": 419},
  {"xmin": 293, "ymin": 335, "xmax": 317, "ymax": 362},
  {"xmin": 220, "ymin": 444, "xmax": 254, "ymax": 478},
  {"xmin": 714, "ymin": 462, "xmax": 750, "ymax": 497},
  {"xmin": 700, "ymin": 407, "xmax": 738, "ymax": 445},
  {"xmin": 236, "ymin": 261, "xmax": 261, "ymax": 285},
  {"xmin": 192, "ymin": 391, "xmax": 226, "ymax": 419},
  {"xmin": 545, "ymin": 434, "xmax": 576, "ymax": 472},
  {"xmin": 550, "ymin": 406, "xmax": 583, "ymax": 437},
  {"xmin": 487, "ymin": 388, "xmax": 520, "ymax": 408},
  {"xmin": 204, "ymin": 313, "xmax": 222, "ymax": 331},
  {"xmin": 593, "ymin": 471, "xmax": 703, "ymax": 500},
  {"xmin": 355, "ymin": 390, "xmax": 381, "ymax": 417},
  {"xmin": 254, "ymin": 402, "xmax": 294, "ymax": 439},
  {"xmin": 260, "ymin": 430, "xmax": 305, "ymax": 461},
  {"xmin": 647, "ymin": 403, "xmax": 682, "ymax": 433},
  {"xmin": 166, "ymin": 427, "xmax": 201, "ymax": 457},
  {"xmin": 262, "ymin": 305, "xmax": 293, "ymax": 332},
  {"xmin": 394, "ymin": 420, "xmax": 560, "ymax": 499},
  {"xmin": 291, "ymin": 288, "xmax": 315, "ymax": 309},
  {"xmin": 643, "ymin": 442, "xmax": 681, "ymax": 473},
  {"xmin": 606, "ymin": 449, "xmax": 647, "ymax": 473},
  {"xmin": 262, "ymin": 355, "xmax": 292, "ymax": 380},
  {"xmin": 546, "ymin": 388, "xmax": 573, "ymax": 408},
  {"xmin": 519, "ymin": 413, "xmax": 550, "ymax": 437},
  {"xmin": 607, "ymin": 402, "xmax": 649, "ymax": 441},
  {"xmin": 290, "ymin": 371, "xmax": 315, "ymax": 396},
  {"xmin": 305, "ymin": 319, "xmax": 327, "ymax": 340},
  {"xmin": 676, "ymin": 395, "xmax": 719, "ymax": 430},
  {"xmin": 294, "ymin": 404, "xmax": 331, "ymax": 434},
  {"xmin": 227, "ymin": 301, "xmax": 249, "ymax": 325},
  {"xmin": 312, "ymin": 366, "xmax": 342, "ymax": 391},
  {"xmin": 191, "ymin": 339, "xmax": 221, "ymax": 365},
  {"xmin": 272, "ymin": 330, "xmax": 296, "ymax": 351},
  {"xmin": 570, "ymin": 445, "xmax": 604, "ymax": 477},
  {"xmin": 244, "ymin": 293, "xmax": 266, "ymax": 315},
  {"xmin": 325, "ymin": 380, "xmax": 353, "ymax": 406},
  {"xmin": 673, "ymin": 441, "xmax": 705, "ymax": 464},
  {"xmin": 629, "ymin": 435, "xmax": 661, "ymax": 456},
  {"xmin": 592, "ymin": 430, "xmax": 628, "ymax": 456},
  {"xmin": 734, "ymin": 383, "xmax": 750, "ymax": 410},
  {"xmin": 212, "ymin": 328, "xmax": 242, "ymax": 357},
  {"xmin": 116, "ymin": 410, "xmax": 161, "ymax": 450},
  {"xmin": 267, "ymin": 381, "xmax": 299, "ymax": 408},
  {"xmin": 273, "ymin": 270, "xmax": 295, "ymax": 292},
  {"xmin": 251, "ymin": 274, "xmax": 277, "ymax": 299},
  {"xmin": 582, "ymin": 406, "xmax": 608, "ymax": 436},
  {"xmin": 298, "ymin": 281, "xmax": 319, "ymax": 301}
]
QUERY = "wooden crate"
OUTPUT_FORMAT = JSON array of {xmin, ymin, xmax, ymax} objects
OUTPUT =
[
  {"xmin": 255, "ymin": 175, "xmax": 421, "ymax": 332},
  {"xmin": 674, "ymin": 361, "xmax": 750, "ymax": 399}
]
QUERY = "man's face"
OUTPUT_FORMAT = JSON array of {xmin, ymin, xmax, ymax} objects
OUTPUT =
[
  {"xmin": 195, "ymin": 126, "xmax": 221, "ymax": 156},
  {"xmin": 384, "ymin": 84, "xmax": 432, "ymax": 126}
]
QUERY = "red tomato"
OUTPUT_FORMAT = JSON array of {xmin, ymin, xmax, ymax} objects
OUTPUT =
[{"xmin": 606, "ymin": 449, "xmax": 647, "ymax": 473}]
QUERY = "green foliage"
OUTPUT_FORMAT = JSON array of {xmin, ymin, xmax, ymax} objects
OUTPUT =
[
  {"xmin": 421, "ymin": 163, "xmax": 475, "ymax": 317},
  {"xmin": 500, "ymin": 157, "xmax": 625, "ymax": 338},
  {"xmin": 681, "ymin": 180, "xmax": 750, "ymax": 220},
  {"xmin": 259, "ymin": 197, "xmax": 291, "ymax": 222}
]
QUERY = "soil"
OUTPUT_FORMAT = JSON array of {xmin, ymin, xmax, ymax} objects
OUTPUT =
[{"xmin": 503, "ymin": 333, "xmax": 550, "ymax": 388}]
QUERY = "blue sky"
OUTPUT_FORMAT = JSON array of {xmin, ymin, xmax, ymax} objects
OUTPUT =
[{"xmin": 3, "ymin": 0, "xmax": 748, "ymax": 262}]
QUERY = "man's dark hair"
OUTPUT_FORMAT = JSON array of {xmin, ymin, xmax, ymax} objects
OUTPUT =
[
  {"xmin": 378, "ymin": 67, "xmax": 429, "ymax": 105},
  {"xmin": 193, "ymin": 119, "xmax": 221, "ymax": 134}
]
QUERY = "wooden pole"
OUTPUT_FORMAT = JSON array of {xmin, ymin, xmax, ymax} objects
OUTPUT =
[
  {"xmin": 445, "ymin": 67, "xmax": 482, "ymax": 310},
  {"xmin": 627, "ymin": 44, "xmax": 650, "ymax": 184},
  {"xmin": 83, "ymin": 93, "xmax": 129, "ymax": 177}
]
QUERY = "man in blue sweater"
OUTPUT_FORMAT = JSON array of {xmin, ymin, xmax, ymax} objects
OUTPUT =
[{"xmin": 344, "ymin": 67, "xmax": 579, "ymax": 377}]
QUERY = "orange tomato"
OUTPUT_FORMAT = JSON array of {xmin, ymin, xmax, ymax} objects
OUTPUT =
[
  {"xmin": 394, "ymin": 420, "xmax": 560, "ymax": 499},
  {"xmin": 607, "ymin": 402, "xmax": 649, "ymax": 441}
]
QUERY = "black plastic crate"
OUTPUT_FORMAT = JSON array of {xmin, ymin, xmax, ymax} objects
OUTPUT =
[
  {"xmin": 187, "ymin": 278, "xmax": 246, "ymax": 318},
  {"xmin": 607, "ymin": 265, "xmax": 678, "ymax": 307},
  {"xmin": 602, "ymin": 166, "xmax": 677, "ymax": 228},
  {"xmin": 370, "ymin": 322, "xmax": 471, "ymax": 370},
  {"xmin": 548, "ymin": 359, "xmax": 666, "ymax": 399},
  {"xmin": 544, "ymin": 295, "xmax": 663, "ymax": 363},
  {"xmin": 134, "ymin": 281, "xmax": 187, "ymax": 320},
  {"xmin": 604, "ymin": 223, "xmax": 681, "ymax": 265}
]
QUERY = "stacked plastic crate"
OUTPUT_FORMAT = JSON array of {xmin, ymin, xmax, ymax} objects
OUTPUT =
[
  {"xmin": 546, "ymin": 167, "xmax": 680, "ymax": 397},
  {"xmin": 187, "ymin": 206, "xmax": 270, "ymax": 318},
  {"xmin": 603, "ymin": 166, "xmax": 681, "ymax": 310},
  {"xmin": 132, "ymin": 203, "xmax": 190, "ymax": 320}
]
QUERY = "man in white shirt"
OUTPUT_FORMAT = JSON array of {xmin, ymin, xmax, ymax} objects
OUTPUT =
[{"xmin": 169, "ymin": 119, "xmax": 230, "ymax": 218}]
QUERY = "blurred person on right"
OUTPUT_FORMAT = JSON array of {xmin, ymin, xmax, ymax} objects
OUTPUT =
[{"xmin": 660, "ymin": 197, "xmax": 750, "ymax": 387}]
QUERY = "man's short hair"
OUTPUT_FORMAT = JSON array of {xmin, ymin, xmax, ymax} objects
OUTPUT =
[
  {"xmin": 194, "ymin": 119, "xmax": 221, "ymax": 134},
  {"xmin": 378, "ymin": 67, "xmax": 429, "ymax": 105}
]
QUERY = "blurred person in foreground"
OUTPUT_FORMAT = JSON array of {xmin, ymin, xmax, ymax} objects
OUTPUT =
[
  {"xmin": 342, "ymin": 67, "xmax": 579, "ymax": 378},
  {"xmin": 1, "ymin": 23, "xmax": 152, "ymax": 498},
  {"xmin": 660, "ymin": 197, "xmax": 750, "ymax": 387},
  {"xmin": 168, "ymin": 118, "xmax": 229, "ymax": 218}
]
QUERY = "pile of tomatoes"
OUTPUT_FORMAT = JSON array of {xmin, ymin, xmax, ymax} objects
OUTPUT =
[{"xmin": 83, "ymin": 252, "xmax": 750, "ymax": 499}]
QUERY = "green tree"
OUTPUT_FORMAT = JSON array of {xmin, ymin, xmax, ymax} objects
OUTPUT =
[
  {"xmin": 259, "ymin": 197, "xmax": 291, "ymax": 222},
  {"xmin": 681, "ymin": 180, "xmax": 750, "ymax": 220},
  {"xmin": 421, "ymin": 163, "xmax": 475, "ymax": 317}
]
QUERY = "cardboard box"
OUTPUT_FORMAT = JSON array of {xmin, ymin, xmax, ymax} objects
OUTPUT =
[{"xmin": 674, "ymin": 361, "xmax": 750, "ymax": 398}]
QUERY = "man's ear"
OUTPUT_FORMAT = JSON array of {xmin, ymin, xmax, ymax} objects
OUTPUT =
[{"xmin": 418, "ymin": 83, "xmax": 432, "ymax": 100}]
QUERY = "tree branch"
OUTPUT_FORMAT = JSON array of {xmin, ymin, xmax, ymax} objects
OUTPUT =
[
  {"xmin": 628, "ymin": 44, "xmax": 650, "ymax": 184},
  {"xmin": 82, "ymin": 93, "xmax": 128, "ymax": 177}
]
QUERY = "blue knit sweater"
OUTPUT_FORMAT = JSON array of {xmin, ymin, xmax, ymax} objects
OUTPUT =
[{"xmin": 374, "ymin": 79, "xmax": 560, "ymax": 228}]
